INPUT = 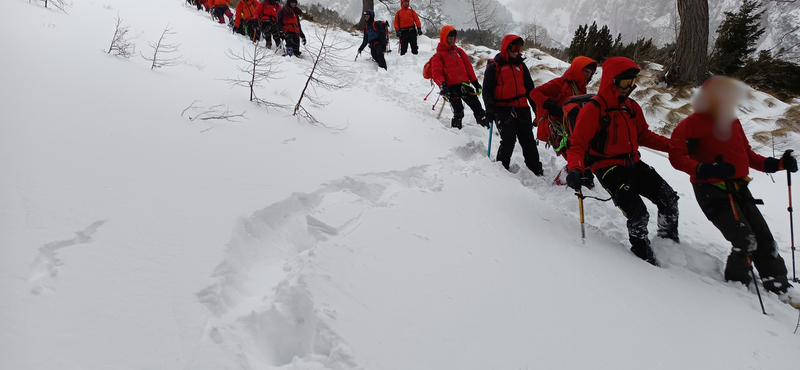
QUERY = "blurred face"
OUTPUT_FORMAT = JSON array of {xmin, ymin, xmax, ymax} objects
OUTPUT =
[
  {"xmin": 364, "ymin": 13, "xmax": 370, "ymax": 21},
  {"xmin": 447, "ymin": 35, "xmax": 456, "ymax": 46},
  {"xmin": 583, "ymin": 68, "xmax": 594, "ymax": 83},
  {"xmin": 402, "ymin": 0, "xmax": 410, "ymax": 6},
  {"xmin": 289, "ymin": 2, "xmax": 296, "ymax": 7}
]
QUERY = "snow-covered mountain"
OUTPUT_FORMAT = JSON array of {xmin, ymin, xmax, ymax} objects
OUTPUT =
[
  {"xmin": 500, "ymin": 0, "xmax": 800, "ymax": 58},
  {"xmin": 2, "ymin": 1, "xmax": 800, "ymax": 370}
]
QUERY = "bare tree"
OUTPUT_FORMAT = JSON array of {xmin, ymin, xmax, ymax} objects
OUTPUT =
[
  {"xmin": 181, "ymin": 100, "xmax": 247, "ymax": 121},
  {"xmin": 520, "ymin": 19, "xmax": 547, "ymax": 48},
  {"xmin": 224, "ymin": 41, "xmax": 288, "ymax": 110},
  {"xmin": 141, "ymin": 25, "xmax": 182, "ymax": 70},
  {"xmin": 461, "ymin": 0, "xmax": 506, "ymax": 45},
  {"xmin": 664, "ymin": 0, "xmax": 709, "ymax": 86},
  {"xmin": 294, "ymin": 25, "xmax": 355, "ymax": 124},
  {"xmin": 36, "ymin": 0, "xmax": 69, "ymax": 13},
  {"xmin": 416, "ymin": 0, "xmax": 446, "ymax": 34},
  {"xmin": 107, "ymin": 15, "xmax": 136, "ymax": 58}
]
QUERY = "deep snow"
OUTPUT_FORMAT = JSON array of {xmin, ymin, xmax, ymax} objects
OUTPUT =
[{"xmin": 1, "ymin": 1, "xmax": 800, "ymax": 370}]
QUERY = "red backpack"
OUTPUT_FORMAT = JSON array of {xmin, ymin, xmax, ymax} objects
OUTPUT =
[{"xmin": 423, "ymin": 54, "xmax": 443, "ymax": 81}]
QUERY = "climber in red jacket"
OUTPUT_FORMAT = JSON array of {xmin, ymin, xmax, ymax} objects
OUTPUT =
[{"xmin": 431, "ymin": 25, "xmax": 487, "ymax": 130}]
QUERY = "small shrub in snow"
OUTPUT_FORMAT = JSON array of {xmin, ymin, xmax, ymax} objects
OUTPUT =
[
  {"xmin": 141, "ymin": 25, "xmax": 182, "ymax": 70},
  {"xmin": 107, "ymin": 15, "xmax": 135, "ymax": 58}
]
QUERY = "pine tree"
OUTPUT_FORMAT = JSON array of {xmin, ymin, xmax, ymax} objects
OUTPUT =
[
  {"xmin": 708, "ymin": 0, "xmax": 765, "ymax": 76},
  {"xmin": 568, "ymin": 24, "xmax": 588, "ymax": 60}
]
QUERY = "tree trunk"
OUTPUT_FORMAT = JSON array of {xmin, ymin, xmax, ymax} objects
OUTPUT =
[
  {"xmin": 355, "ymin": 0, "xmax": 375, "ymax": 30},
  {"xmin": 665, "ymin": 0, "xmax": 709, "ymax": 86}
]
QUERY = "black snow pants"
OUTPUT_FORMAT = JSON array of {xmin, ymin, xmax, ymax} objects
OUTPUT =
[
  {"xmin": 495, "ymin": 107, "xmax": 542, "ymax": 175},
  {"xmin": 370, "ymin": 43, "xmax": 388, "ymax": 70},
  {"xmin": 399, "ymin": 27, "xmax": 418, "ymax": 55},
  {"xmin": 693, "ymin": 180, "xmax": 790, "ymax": 294},
  {"xmin": 449, "ymin": 89, "xmax": 486, "ymax": 129},
  {"xmin": 261, "ymin": 20, "xmax": 281, "ymax": 48},
  {"xmin": 595, "ymin": 161, "xmax": 680, "ymax": 256},
  {"xmin": 284, "ymin": 32, "xmax": 301, "ymax": 56}
]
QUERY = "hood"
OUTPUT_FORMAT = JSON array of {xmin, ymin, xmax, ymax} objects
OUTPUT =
[
  {"xmin": 401, "ymin": 1, "xmax": 410, "ymax": 10},
  {"xmin": 564, "ymin": 56, "xmax": 597, "ymax": 88},
  {"xmin": 439, "ymin": 25, "xmax": 456, "ymax": 46},
  {"xmin": 599, "ymin": 57, "xmax": 640, "ymax": 103},
  {"xmin": 499, "ymin": 34, "xmax": 523, "ymax": 61},
  {"xmin": 365, "ymin": 9, "xmax": 375, "ymax": 19}
]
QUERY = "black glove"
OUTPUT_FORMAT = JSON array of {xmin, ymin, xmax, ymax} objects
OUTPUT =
[
  {"xmin": 396, "ymin": 30, "xmax": 402, "ymax": 38},
  {"xmin": 783, "ymin": 150, "xmax": 798, "ymax": 173},
  {"xmin": 472, "ymin": 81, "xmax": 482, "ymax": 91},
  {"xmin": 417, "ymin": 27, "xmax": 423, "ymax": 36},
  {"xmin": 440, "ymin": 83, "xmax": 450, "ymax": 98},
  {"xmin": 278, "ymin": 32, "xmax": 285, "ymax": 40},
  {"xmin": 485, "ymin": 108, "xmax": 496, "ymax": 124},
  {"xmin": 566, "ymin": 169, "xmax": 585, "ymax": 191},
  {"xmin": 543, "ymin": 99, "xmax": 563, "ymax": 117},
  {"xmin": 696, "ymin": 161, "xmax": 736, "ymax": 180},
  {"xmin": 582, "ymin": 169, "xmax": 595, "ymax": 189},
  {"xmin": 301, "ymin": 36, "xmax": 307, "ymax": 45}
]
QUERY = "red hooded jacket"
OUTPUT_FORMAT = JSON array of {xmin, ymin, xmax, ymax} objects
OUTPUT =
[
  {"xmin": 566, "ymin": 57, "xmax": 669, "ymax": 171},
  {"xmin": 255, "ymin": 0, "xmax": 279, "ymax": 22},
  {"xmin": 669, "ymin": 113, "xmax": 766, "ymax": 183},
  {"xmin": 532, "ymin": 56, "xmax": 596, "ymax": 141},
  {"xmin": 394, "ymin": 2, "xmax": 421, "ymax": 30},
  {"xmin": 431, "ymin": 26, "xmax": 478, "ymax": 88},
  {"xmin": 483, "ymin": 35, "xmax": 535, "ymax": 108}
]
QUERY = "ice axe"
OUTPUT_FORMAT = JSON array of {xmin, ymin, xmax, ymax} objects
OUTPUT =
[
  {"xmin": 487, "ymin": 119, "xmax": 494, "ymax": 158},
  {"xmin": 577, "ymin": 188, "xmax": 586, "ymax": 243}
]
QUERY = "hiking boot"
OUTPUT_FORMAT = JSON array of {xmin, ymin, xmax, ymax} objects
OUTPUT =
[
  {"xmin": 631, "ymin": 241, "xmax": 658, "ymax": 266},
  {"xmin": 761, "ymin": 274, "xmax": 791, "ymax": 295},
  {"xmin": 451, "ymin": 118, "xmax": 463, "ymax": 130},
  {"xmin": 528, "ymin": 161, "xmax": 544, "ymax": 177},
  {"xmin": 724, "ymin": 251, "xmax": 752, "ymax": 286}
]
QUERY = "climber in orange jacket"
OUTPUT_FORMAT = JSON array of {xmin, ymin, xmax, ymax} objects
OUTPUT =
[{"xmin": 393, "ymin": 0, "xmax": 422, "ymax": 55}]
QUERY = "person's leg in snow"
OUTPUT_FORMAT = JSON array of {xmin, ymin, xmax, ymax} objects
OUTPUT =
[
  {"xmin": 409, "ymin": 28, "xmax": 419, "ymax": 54},
  {"xmin": 513, "ymin": 109, "xmax": 543, "ymax": 175},
  {"xmin": 595, "ymin": 163, "xmax": 668, "ymax": 266},
  {"xmin": 462, "ymin": 94, "xmax": 488, "ymax": 128},
  {"xmin": 495, "ymin": 110, "xmax": 518, "ymax": 169},
  {"xmin": 635, "ymin": 161, "xmax": 680, "ymax": 243},
  {"xmin": 371, "ymin": 44, "xmax": 387, "ymax": 70},
  {"xmin": 399, "ymin": 29, "xmax": 409, "ymax": 55},
  {"xmin": 449, "ymin": 97, "xmax": 465, "ymax": 129},
  {"xmin": 694, "ymin": 182, "xmax": 790, "ymax": 294},
  {"xmin": 284, "ymin": 32, "xmax": 301, "ymax": 57}
]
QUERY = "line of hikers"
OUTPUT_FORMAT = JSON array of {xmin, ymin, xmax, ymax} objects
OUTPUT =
[
  {"xmin": 188, "ymin": 0, "xmax": 306, "ymax": 56},
  {"xmin": 185, "ymin": 1, "xmax": 799, "ymax": 307},
  {"xmin": 425, "ymin": 25, "xmax": 798, "ymax": 307}
]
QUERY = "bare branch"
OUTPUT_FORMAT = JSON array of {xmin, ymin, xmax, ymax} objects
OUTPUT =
[
  {"xmin": 293, "ymin": 25, "xmax": 356, "ymax": 125},
  {"xmin": 181, "ymin": 101, "xmax": 247, "ymax": 121},
  {"xmin": 224, "ymin": 41, "xmax": 285, "ymax": 105},
  {"xmin": 141, "ymin": 25, "xmax": 182, "ymax": 69},
  {"xmin": 107, "ymin": 14, "xmax": 135, "ymax": 58}
]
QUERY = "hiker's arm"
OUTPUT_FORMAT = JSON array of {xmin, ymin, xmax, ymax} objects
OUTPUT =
[
  {"xmin": 413, "ymin": 10, "xmax": 421, "ymax": 28},
  {"xmin": 460, "ymin": 49, "xmax": 478, "ymax": 82},
  {"xmin": 740, "ymin": 122, "xmax": 767, "ymax": 171},
  {"xmin": 482, "ymin": 62, "xmax": 498, "ymax": 109},
  {"xmin": 522, "ymin": 66, "xmax": 536, "ymax": 108},
  {"xmin": 431, "ymin": 55, "xmax": 446, "ymax": 87},
  {"xmin": 566, "ymin": 102, "xmax": 601, "ymax": 171},
  {"xmin": 529, "ymin": 78, "xmax": 562, "ymax": 116},
  {"xmin": 668, "ymin": 117, "xmax": 701, "ymax": 176}
]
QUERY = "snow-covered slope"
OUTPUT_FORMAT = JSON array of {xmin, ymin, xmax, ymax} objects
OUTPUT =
[{"xmin": 2, "ymin": 1, "xmax": 800, "ymax": 370}]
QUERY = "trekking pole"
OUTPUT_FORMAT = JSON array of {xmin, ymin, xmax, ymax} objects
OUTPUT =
[
  {"xmin": 577, "ymin": 188, "xmax": 586, "ymax": 244},
  {"xmin": 787, "ymin": 149, "xmax": 797, "ymax": 282},
  {"xmin": 747, "ymin": 255, "xmax": 768, "ymax": 315},
  {"xmin": 487, "ymin": 119, "xmax": 494, "ymax": 158},
  {"xmin": 724, "ymin": 175, "xmax": 768, "ymax": 315},
  {"xmin": 423, "ymin": 84, "xmax": 435, "ymax": 101}
]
